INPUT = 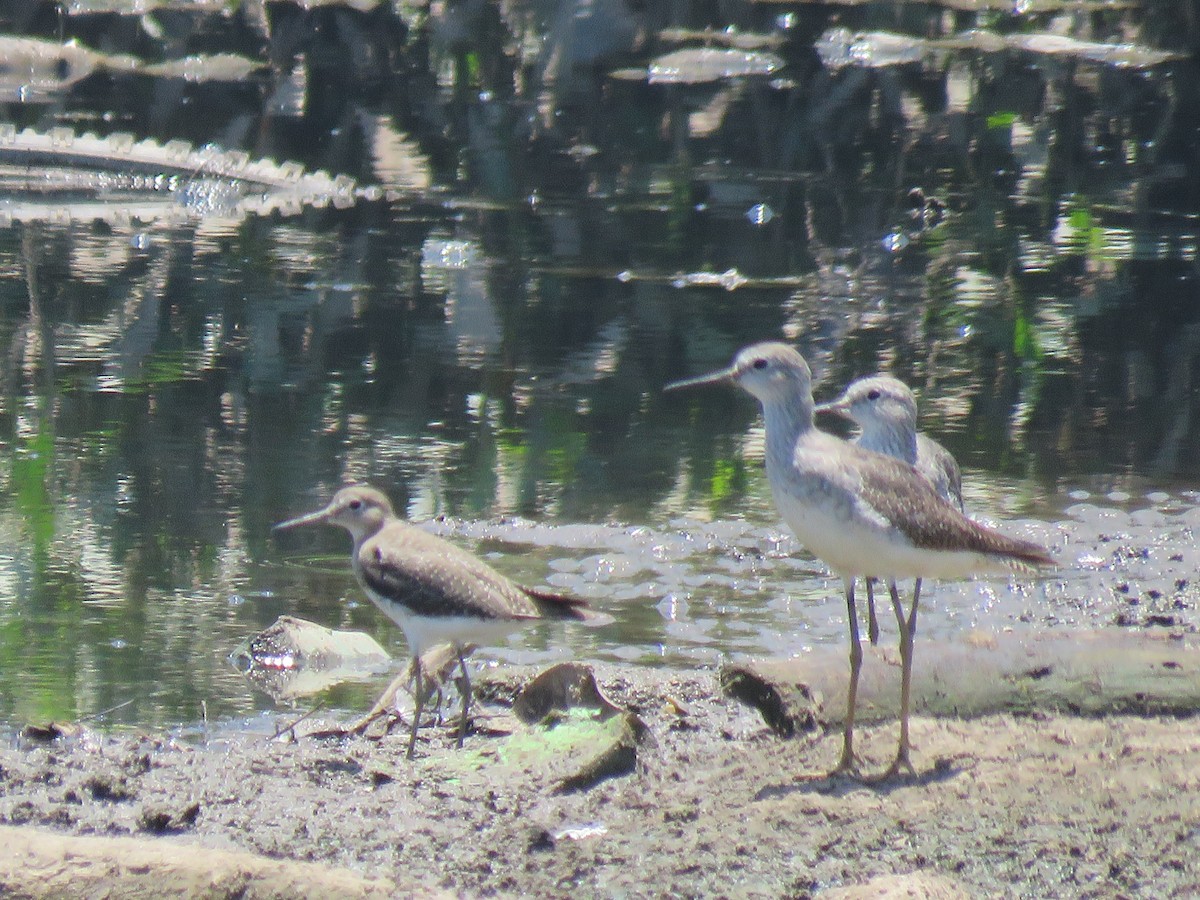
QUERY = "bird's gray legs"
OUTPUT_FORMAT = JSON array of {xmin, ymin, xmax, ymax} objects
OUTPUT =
[
  {"xmin": 351, "ymin": 648, "xmax": 465, "ymax": 756},
  {"xmin": 865, "ymin": 578, "xmax": 880, "ymax": 645},
  {"xmin": 863, "ymin": 572, "xmax": 915, "ymax": 645},
  {"xmin": 455, "ymin": 647, "xmax": 472, "ymax": 749},
  {"xmin": 909, "ymin": 578, "xmax": 921, "ymax": 637},
  {"xmin": 406, "ymin": 656, "xmax": 426, "ymax": 759},
  {"xmin": 834, "ymin": 577, "xmax": 864, "ymax": 775},
  {"xmin": 877, "ymin": 580, "xmax": 920, "ymax": 780}
]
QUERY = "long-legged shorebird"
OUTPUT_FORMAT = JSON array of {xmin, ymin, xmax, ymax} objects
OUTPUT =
[
  {"xmin": 667, "ymin": 343, "xmax": 1054, "ymax": 778},
  {"xmin": 274, "ymin": 484, "xmax": 593, "ymax": 758},
  {"xmin": 816, "ymin": 375, "xmax": 963, "ymax": 645}
]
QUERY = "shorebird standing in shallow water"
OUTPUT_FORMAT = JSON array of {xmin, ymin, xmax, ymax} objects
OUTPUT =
[
  {"xmin": 274, "ymin": 485, "xmax": 594, "ymax": 758},
  {"xmin": 816, "ymin": 375, "xmax": 964, "ymax": 646},
  {"xmin": 667, "ymin": 343, "xmax": 1054, "ymax": 779}
]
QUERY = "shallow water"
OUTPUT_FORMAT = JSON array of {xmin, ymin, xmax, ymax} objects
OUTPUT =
[{"xmin": 0, "ymin": 2, "xmax": 1197, "ymax": 730}]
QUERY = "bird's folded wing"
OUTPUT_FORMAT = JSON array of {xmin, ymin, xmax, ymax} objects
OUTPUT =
[
  {"xmin": 359, "ymin": 540, "xmax": 540, "ymax": 620},
  {"xmin": 855, "ymin": 459, "xmax": 1053, "ymax": 565}
]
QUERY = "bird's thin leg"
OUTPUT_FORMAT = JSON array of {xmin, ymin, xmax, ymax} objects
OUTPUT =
[
  {"xmin": 865, "ymin": 577, "xmax": 880, "ymax": 645},
  {"xmin": 406, "ymin": 656, "xmax": 426, "ymax": 760},
  {"xmin": 833, "ymin": 577, "xmax": 864, "ymax": 775},
  {"xmin": 455, "ymin": 647, "xmax": 471, "ymax": 749},
  {"xmin": 908, "ymin": 578, "xmax": 921, "ymax": 638},
  {"xmin": 876, "ymin": 580, "xmax": 917, "ymax": 780},
  {"xmin": 431, "ymin": 685, "xmax": 446, "ymax": 726}
]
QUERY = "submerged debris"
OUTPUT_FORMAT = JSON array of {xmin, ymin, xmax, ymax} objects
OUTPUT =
[
  {"xmin": 817, "ymin": 27, "xmax": 1180, "ymax": 71},
  {"xmin": 658, "ymin": 27, "xmax": 785, "ymax": 51},
  {"xmin": 140, "ymin": 54, "xmax": 267, "ymax": 83},
  {"xmin": 647, "ymin": 47, "xmax": 784, "ymax": 84},
  {"xmin": 0, "ymin": 37, "xmax": 137, "ymax": 101},
  {"xmin": 0, "ymin": 128, "xmax": 362, "ymax": 226}
]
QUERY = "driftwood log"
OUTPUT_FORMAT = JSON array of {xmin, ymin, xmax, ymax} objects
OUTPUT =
[{"xmin": 720, "ymin": 629, "xmax": 1200, "ymax": 736}]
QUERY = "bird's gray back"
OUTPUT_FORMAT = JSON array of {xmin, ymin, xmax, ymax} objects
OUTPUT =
[
  {"xmin": 768, "ymin": 430, "xmax": 1048, "ymax": 575},
  {"xmin": 915, "ymin": 433, "xmax": 964, "ymax": 511}
]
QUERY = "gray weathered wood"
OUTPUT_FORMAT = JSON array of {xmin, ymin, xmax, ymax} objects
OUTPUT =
[{"xmin": 721, "ymin": 630, "xmax": 1200, "ymax": 736}]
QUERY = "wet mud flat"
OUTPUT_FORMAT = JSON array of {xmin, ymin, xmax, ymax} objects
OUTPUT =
[{"xmin": 3, "ymin": 652, "xmax": 1200, "ymax": 898}]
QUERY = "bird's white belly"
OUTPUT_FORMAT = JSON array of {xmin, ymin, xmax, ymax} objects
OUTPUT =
[
  {"xmin": 771, "ymin": 488, "xmax": 1004, "ymax": 581},
  {"xmin": 362, "ymin": 588, "xmax": 525, "ymax": 656}
]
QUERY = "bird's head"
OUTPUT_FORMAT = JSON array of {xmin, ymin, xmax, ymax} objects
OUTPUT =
[
  {"xmin": 273, "ymin": 484, "xmax": 394, "ymax": 543},
  {"xmin": 665, "ymin": 341, "xmax": 812, "ymax": 407},
  {"xmin": 816, "ymin": 375, "xmax": 918, "ymax": 434}
]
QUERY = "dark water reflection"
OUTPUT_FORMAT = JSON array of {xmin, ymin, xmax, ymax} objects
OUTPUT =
[{"xmin": 0, "ymin": 0, "xmax": 1198, "ymax": 728}]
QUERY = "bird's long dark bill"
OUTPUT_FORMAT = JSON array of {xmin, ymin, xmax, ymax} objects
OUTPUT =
[
  {"xmin": 663, "ymin": 366, "xmax": 736, "ymax": 392},
  {"xmin": 272, "ymin": 507, "xmax": 331, "ymax": 532},
  {"xmin": 813, "ymin": 401, "xmax": 850, "ymax": 418}
]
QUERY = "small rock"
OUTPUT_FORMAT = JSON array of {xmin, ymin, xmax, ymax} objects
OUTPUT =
[{"xmin": 138, "ymin": 801, "xmax": 200, "ymax": 834}]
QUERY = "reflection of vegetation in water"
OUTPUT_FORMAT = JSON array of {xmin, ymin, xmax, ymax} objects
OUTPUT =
[
  {"xmin": 13, "ymin": 424, "xmax": 54, "ymax": 555},
  {"xmin": 0, "ymin": 0, "xmax": 1196, "ymax": 731},
  {"xmin": 123, "ymin": 350, "xmax": 206, "ymax": 393},
  {"xmin": 4, "ymin": 414, "xmax": 81, "ymax": 725},
  {"xmin": 706, "ymin": 456, "xmax": 747, "ymax": 516},
  {"xmin": 1059, "ymin": 205, "xmax": 1107, "ymax": 260}
]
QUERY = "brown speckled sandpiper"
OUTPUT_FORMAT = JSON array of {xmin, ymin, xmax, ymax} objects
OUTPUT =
[{"xmin": 274, "ymin": 484, "xmax": 593, "ymax": 758}]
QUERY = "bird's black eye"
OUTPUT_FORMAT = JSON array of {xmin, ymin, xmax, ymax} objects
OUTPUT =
[
  {"xmin": 867, "ymin": 389, "xmax": 881, "ymax": 401},
  {"xmin": 348, "ymin": 499, "xmax": 362, "ymax": 510},
  {"xmin": 752, "ymin": 358, "xmax": 768, "ymax": 370}
]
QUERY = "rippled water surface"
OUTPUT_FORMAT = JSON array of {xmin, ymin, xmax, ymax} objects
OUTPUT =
[{"xmin": 1, "ymin": 0, "xmax": 1198, "ymax": 730}]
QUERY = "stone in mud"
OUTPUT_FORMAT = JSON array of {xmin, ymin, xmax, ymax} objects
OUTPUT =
[
  {"xmin": 137, "ymin": 800, "xmax": 200, "ymax": 834},
  {"xmin": 719, "ymin": 662, "xmax": 820, "ymax": 737},
  {"xmin": 512, "ymin": 661, "xmax": 627, "ymax": 724},
  {"xmin": 514, "ymin": 662, "xmax": 654, "ymax": 792},
  {"xmin": 552, "ymin": 710, "xmax": 647, "ymax": 794},
  {"xmin": 232, "ymin": 615, "xmax": 392, "ymax": 701}
]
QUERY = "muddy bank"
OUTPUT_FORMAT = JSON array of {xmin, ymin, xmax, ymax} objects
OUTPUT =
[{"xmin": 2, "ymin": 661, "xmax": 1199, "ymax": 897}]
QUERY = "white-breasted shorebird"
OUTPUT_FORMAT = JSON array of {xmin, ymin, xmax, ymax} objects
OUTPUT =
[
  {"xmin": 816, "ymin": 374, "xmax": 963, "ymax": 645},
  {"xmin": 274, "ymin": 484, "xmax": 593, "ymax": 758},
  {"xmin": 667, "ymin": 342, "xmax": 1054, "ymax": 778}
]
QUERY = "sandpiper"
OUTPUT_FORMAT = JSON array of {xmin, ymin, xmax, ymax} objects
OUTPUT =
[
  {"xmin": 666, "ymin": 342, "xmax": 1054, "ymax": 778},
  {"xmin": 274, "ymin": 484, "xmax": 593, "ymax": 758},
  {"xmin": 816, "ymin": 375, "xmax": 963, "ymax": 645}
]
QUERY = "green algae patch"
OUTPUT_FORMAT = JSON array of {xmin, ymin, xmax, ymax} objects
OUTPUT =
[{"xmin": 432, "ymin": 665, "xmax": 653, "ymax": 792}]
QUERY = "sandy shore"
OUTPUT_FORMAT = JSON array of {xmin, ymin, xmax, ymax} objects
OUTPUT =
[{"xmin": 2, "ymin": 659, "xmax": 1200, "ymax": 898}]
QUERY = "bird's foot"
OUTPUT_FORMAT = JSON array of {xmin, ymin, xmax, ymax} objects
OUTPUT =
[
  {"xmin": 818, "ymin": 744, "xmax": 865, "ymax": 780},
  {"xmin": 865, "ymin": 749, "xmax": 918, "ymax": 784}
]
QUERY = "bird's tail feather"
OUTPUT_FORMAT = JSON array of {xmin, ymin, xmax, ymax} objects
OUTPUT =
[
  {"xmin": 523, "ymin": 586, "xmax": 608, "ymax": 625},
  {"xmin": 995, "ymin": 537, "xmax": 1057, "ymax": 571}
]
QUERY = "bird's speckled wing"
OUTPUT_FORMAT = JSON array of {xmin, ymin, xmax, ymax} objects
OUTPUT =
[
  {"xmin": 357, "ymin": 522, "xmax": 542, "ymax": 621},
  {"xmin": 852, "ymin": 450, "xmax": 1049, "ymax": 565},
  {"xmin": 786, "ymin": 433, "xmax": 1051, "ymax": 566}
]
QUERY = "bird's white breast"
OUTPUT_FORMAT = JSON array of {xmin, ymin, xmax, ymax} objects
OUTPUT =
[{"xmin": 768, "ymin": 474, "xmax": 1004, "ymax": 581}]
